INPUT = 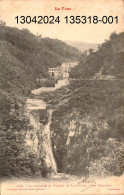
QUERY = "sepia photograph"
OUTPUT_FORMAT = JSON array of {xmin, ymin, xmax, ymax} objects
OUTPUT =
[{"xmin": 0, "ymin": 0, "xmax": 124, "ymax": 194}]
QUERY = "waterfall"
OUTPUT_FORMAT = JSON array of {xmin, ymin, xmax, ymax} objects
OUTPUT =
[
  {"xmin": 26, "ymin": 99, "xmax": 57, "ymax": 175},
  {"xmin": 42, "ymin": 110, "xmax": 57, "ymax": 173},
  {"xmin": 25, "ymin": 62, "xmax": 78, "ymax": 177}
]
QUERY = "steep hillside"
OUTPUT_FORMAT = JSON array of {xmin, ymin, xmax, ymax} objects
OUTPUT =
[
  {"xmin": 0, "ymin": 25, "xmax": 81, "ymax": 178},
  {"xmin": 0, "ymin": 25, "xmax": 81, "ymax": 79},
  {"xmin": 40, "ymin": 79, "xmax": 124, "ymax": 176},
  {"xmin": 0, "ymin": 40, "xmax": 34, "ymax": 97},
  {"xmin": 0, "ymin": 26, "xmax": 123, "ymax": 179},
  {"xmin": 0, "ymin": 25, "xmax": 81, "ymax": 97},
  {"xmin": 70, "ymin": 32, "xmax": 124, "ymax": 79},
  {"xmin": 40, "ymin": 32, "xmax": 124, "ymax": 177}
]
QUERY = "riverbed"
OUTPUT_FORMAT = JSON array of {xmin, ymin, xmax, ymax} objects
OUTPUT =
[{"xmin": 25, "ymin": 61, "xmax": 78, "ymax": 176}]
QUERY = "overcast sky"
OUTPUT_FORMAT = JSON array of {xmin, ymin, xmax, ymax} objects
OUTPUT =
[{"xmin": 0, "ymin": 0, "xmax": 124, "ymax": 43}]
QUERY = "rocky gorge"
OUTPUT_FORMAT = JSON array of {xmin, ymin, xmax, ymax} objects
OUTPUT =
[
  {"xmin": 23, "ymin": 62, "xmax": 77, "ymax": 178},
  {"xmin": 0, "ymin": 26, "xmax": 124, "ymax": 181}
]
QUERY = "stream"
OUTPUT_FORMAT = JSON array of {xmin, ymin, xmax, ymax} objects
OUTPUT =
[
  {"xmin": 26, "ymin": 90, "xmax": 57, "ymax": 175},
  {"xmin": 26, "ymin": 62, "xmax": 78, "ymax": 177}
]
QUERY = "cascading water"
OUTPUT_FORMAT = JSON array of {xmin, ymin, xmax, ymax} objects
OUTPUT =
[
  {"xmin": 26, "ymin": 98, "xmax": 57, "ymax": 176},
  {"xmin": 42, "ymin": 110, "xmax": 57, "ymax": 173},
  {"xmin": 25, "ymin": 62, "xmax": 78, "ymax": 177}
]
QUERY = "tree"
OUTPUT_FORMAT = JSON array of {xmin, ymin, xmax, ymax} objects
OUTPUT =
[
  {"xmin": 89, "ymin": 48, "xmax": 94, "ymax": 55},
  {"xmin": 84, "ymin": 50, "xmax": 88, "ymax": 57},
  {"xmin": 110, "ymin": 32, "xmax": 118, "ymax": 40}
]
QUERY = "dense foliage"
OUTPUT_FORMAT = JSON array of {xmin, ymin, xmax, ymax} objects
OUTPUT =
[
  {"xmin": 41, "ymin": 80, "xmax": 124, "ymax": 176},
  {"xmin": 0, "ymin": 26, "xmax": 81, "ymax": 79},
  {"xmin": 0, "ymin": 25, "xmax": 123, "ymax": 178},
  {"xmin": 0, "ymin": 25, "xmax": 80, "ymax": 178},
  {"xmin": 70, "ymin": 32, "xmax": 124, "ymax": 79},
  {"xmin": 0, "ymin": 95, "xmax": 41, "ymax": 178},
  {"xmin": 40, "ymin": 32, "xmax": 124, "ymax": 177}
]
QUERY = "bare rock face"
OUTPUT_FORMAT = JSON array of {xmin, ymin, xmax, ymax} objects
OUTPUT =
[
  {"xmin": 25, "ymin": 102, "xmax": 57, "ymax": 177},
  {"xmin": 25, "ymin": 112, "xmax": 42, "ymax": 154},
  {"xmin": 50, "ymin": 109, "xmax": 110, "ymax": 175}
]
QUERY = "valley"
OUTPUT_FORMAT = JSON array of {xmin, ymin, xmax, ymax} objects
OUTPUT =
[
  {"xmin": 0, "ymin": 25, "xmax": 124, "ymax": 181},
  {"xmin": 25, "ymin": 62, "xmax": 77, "ymax": 178}
]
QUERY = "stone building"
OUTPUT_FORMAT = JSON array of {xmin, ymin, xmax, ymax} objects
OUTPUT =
[
  {"xmin": 49, "ymin": 67, "xmax": 61, "ymax": 78},
  {"xmin": 48, "ymin": 62, "xmax": 77, "ymax": 79}
]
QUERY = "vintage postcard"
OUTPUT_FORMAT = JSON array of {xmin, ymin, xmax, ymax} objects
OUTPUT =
[{"xmin": 0, "ymin": 0, "xmax": 124, "ymax": 194}]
